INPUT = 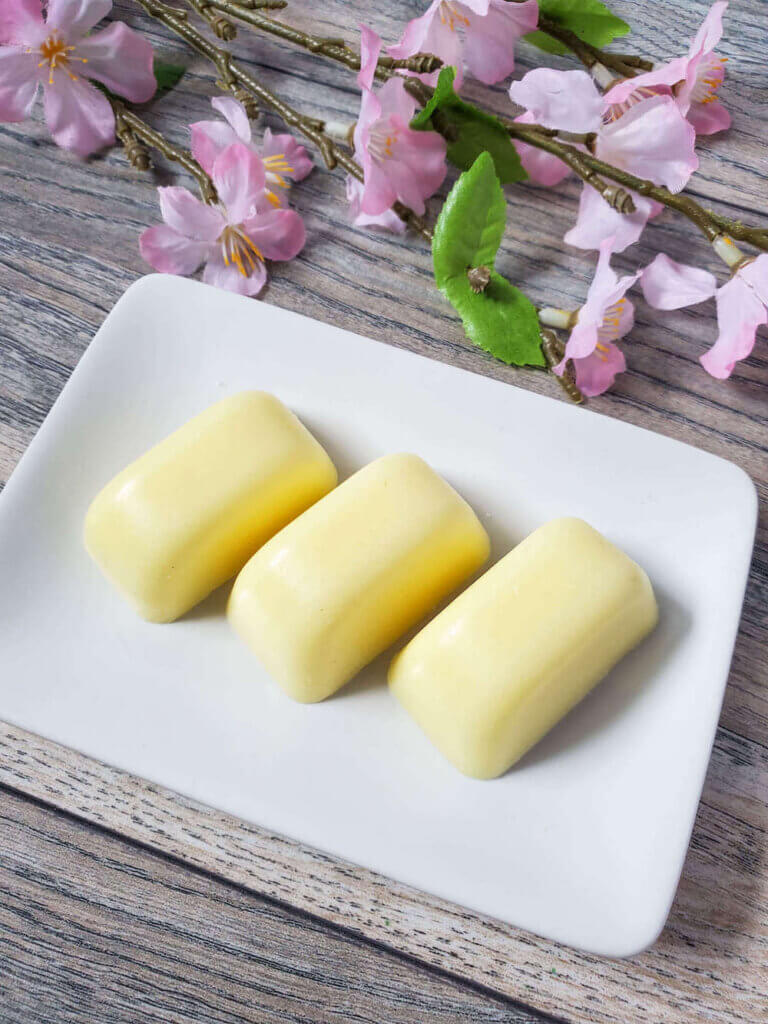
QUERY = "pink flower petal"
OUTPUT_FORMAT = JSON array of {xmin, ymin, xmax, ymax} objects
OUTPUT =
[
  {"xmin": 376, "ymin": 75, "xmax": 418, "ymax": 122},
  {"xmin": 242, "ymin": 206, "xmax": 305, "ymax": 261},
  {"xmin": 157, "ymin": 186, "xmax": 224, "ymax": 242},
  {"xmin": 687, "ymin": 98, "xmax": 731, "ymax": 135},
  {"xmin": 386, "ymin": 0, "xmax": 463, "ymax": 86},
  {"xmin": 597, "ymin": 94, "xmax": 697, "ymax": 193},
  {"xmin": 358, "ymin": 23, "xmax": 381, "ymax": 91},
  {"xmin": 46, "ymin": 0, "xmax": 111, "ymax": 38},
  {"xmin": 140, "ymin": 224, "xmax": 211, "ymax": 276},
  {"xmin": 359, "ymin": 158, "xmax": 397, "ymax": 217},
  {"xmin": 462, "ymin": 0, "xmax": 538, "ymax": 85},
  {"xmin": 212, "ymin": 142, "xmax": 266, "ymax": 225},
  {"xmin": 345, "ymin": 176, "xmax": 407, "ymax": 233},
  {"xmin": 640, "ymin": 253, "xmax": 717, "ymax": 310},
  {"xmin": 0, "ymin": 47, "xmax": 40, "ymax": 121},
  {"xmin": 701, "ymin": 272, "xmax": 766, "ymax": 378},
  {"xmin": 387, "ymin": 0, "xmax": 441, "ymax": 59},
  {"xmin": 511, "ymin": 111, "xmax": 571, "ymax": 186},
  {"xmin": 604, "ymin": 58, "xmax": 689, "ymax": 106},
  {"xmin": 509, "ymin": 68, "xmax": 603, "ymax": 133},
  {"xmin": 261, "ymin": 127, "xmax": 312, "ymax": 181},
  {"xmin": 42, "ymin": 72, "xmax": 114, "ymax": 155},
  {"xmin": 75, "ymin": 22, "xmax": 156, "ymax": 103},
  {"xmin": 0, "ymin": 0, "xmax": 45, "ymax": 45},
  {"xmin": 190, "ymin": 119, "xmax": 239, "ymax": 175},
  {"xmin": 211, "ymin": 95, "xmax": 251, "ymax": 143},
  {"xmin": 572, "ymin": 343, "xmax": 627, "ymax": 397},
  {"xmin": 690, "ymin": 1, "xmax": 728, "ymax": 56},
  {"xmin": 565, "ymin": 186, "xmax": 662, "ymax": 253},
  {"xmin": 740, "ymin": 254, "xmax": 768, "ymax": 306},
  {"xmin": 381, "ymin": 117, "xmax": 446, "ymax": 215},
  {"xmin": 203, "ymin": 246, "xmax": 267, "ymax": 297}
]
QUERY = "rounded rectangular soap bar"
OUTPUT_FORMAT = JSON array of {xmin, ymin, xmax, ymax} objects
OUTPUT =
[
  {"xmin": 389, "ymin": 517, "xmax": 658, "ymax": 779},
  {"xmin": 228, "ymin": 453, "xmax": 490, "ymax": 703},
  {"xmin": 84, "ymin": 391, "xmax": 337, "ymax": 622}
]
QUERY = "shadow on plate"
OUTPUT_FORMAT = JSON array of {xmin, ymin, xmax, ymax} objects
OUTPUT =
[{"xmin": 181, "ymin": 580, "xmax": 233, "ymax": 621}]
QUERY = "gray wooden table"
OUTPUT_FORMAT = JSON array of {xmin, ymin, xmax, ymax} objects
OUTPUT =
[{"xmin": 1, "ymin": 2, "xmax": 766, "ymax": 1022}]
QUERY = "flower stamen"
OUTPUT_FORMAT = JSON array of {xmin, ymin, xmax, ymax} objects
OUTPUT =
[
  {"xmin": 38, "ymin": 33, "xmax": 87, "ymax": 86},
  {"xmin": 439, "ymin": 1, "xmax": 470, "ymax": 32},
  {"xmin": 597, "ymin": 298, "xmax": 626, "ymax": 343},
  {"xmin": 691, "ymin": 55, "xmax": 727, "ymax": 105},
  {"xmin": 219, "ymin": 225, "xmax": 264, "ymax": 278}
]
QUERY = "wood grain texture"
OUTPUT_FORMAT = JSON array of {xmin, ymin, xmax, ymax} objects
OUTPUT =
[
  {"xmin": 0, "ymin": 785, "xmax": 548, "ymax": 1024},
  {"xmin": 0, "ymin": 1, "xmax": 766, "ymax": 1023}
]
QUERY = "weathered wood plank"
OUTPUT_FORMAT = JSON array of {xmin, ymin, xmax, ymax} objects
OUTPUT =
[
  {"xmin": 0, "ymin": 785, "xmax": 548, "ymax": 1024},
  {"xmin": 0, "ymin": 1, "xmax": 766, "ymax": 1023}
]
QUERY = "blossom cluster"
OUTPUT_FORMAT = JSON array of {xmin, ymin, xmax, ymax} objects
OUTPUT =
[
  {"xmin": 0, "ymin": 0, "xmax": 762, "ymax": 392},
  {"xmin": 345, "ymin": 0, "xmax": 760, "ymax": 392},
  {"xmin": 140, "ymin": 97, "xmax": 310, "ymax": 297}
]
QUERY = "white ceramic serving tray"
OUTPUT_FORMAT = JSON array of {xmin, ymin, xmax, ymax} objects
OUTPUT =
[{"xmin": 0, "ymin": 276, "xmax": 757, "ymax": 956}]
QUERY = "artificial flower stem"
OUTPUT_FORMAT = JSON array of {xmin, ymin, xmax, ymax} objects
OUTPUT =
[
  {"xmin": 539, "ymin": 329, "xmax": 584, "ymax": 404},
  {"xmin": 195, "ymin": 0, "xmax": 443, "ymax": 80},
  {"xmin": 712, "ymin": 234, "xmax": 747, "ymax": 269},
  {"xmin": 135, "ymin": 0, "xmax": 433, "ymax": 241},
  {"xmin": 503, "ymin": 120, "xmax": 768, "ymax": 252},
  {"xmin": 111, "ymin": 99, "xmax": 217, "ymax": 203},
  {"xmin": 533, "ymin": 11, "xmax": 652, "ymax": 80},
  {"xmin": 324, "ymin": 120, "xmax": 356, "ymax": 146},
  {"xmin": 538, "ymin": 307, "xmax": 577, "ymax": 329}
]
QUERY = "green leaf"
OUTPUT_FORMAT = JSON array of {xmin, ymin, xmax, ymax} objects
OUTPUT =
[
  {"xmin": 526, "ymin": 0, "xmax": 630, "ymax": 56},
  {"xmin": 154, "ymin": 59, "xmax": 186, "ymax": 94},
  {"xmin": 432, "ymin": 154, "xmax": 545, "ymax": 368},
  {"xmin": 443, "ymin": 272, "xmax": 546, "ymax": 367},
  {"xmin": 411, "ymin": 67, "xmax": 527, "ymax": 184},
  {"xmin": 432, "ymin": 151, "xmax": 507, "ymax": 285}
]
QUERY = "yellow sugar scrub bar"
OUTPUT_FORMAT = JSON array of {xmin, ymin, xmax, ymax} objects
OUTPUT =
[
  {"xmin": 389, "ymin": 518, "xmax": 658, "ymax": 779},
  {"xmin": 84, "ymin": 392, "xmax": 337, "ymax": 623},
  {"xmin": 228, "ymin": 453, "xmax": 490, "ymax": 703}
]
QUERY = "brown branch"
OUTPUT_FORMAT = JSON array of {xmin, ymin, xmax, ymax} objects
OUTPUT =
[
  {"xmin": 196, "ymin": 0, "xmax": 442, "ymax": 80},
  {"xmin": 111, "ymin": 98, "xmax": 217, "ymax": 203},
  {"xmin": 134, "ymin": 0, "xmax": 433, "ymax": 241},
  {"xmin": 540, "ymin": 329, "xmax": 584, "ymax": 405},
  {"xmin": 534, "ymin": 13, "xmax": 652, "ymax": 80},
  {"xmin": 503, "ymin": 120, "xmax": 768, "ymax": 251}
]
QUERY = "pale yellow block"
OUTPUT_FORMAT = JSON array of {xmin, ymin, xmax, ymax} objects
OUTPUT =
[
  {"xmin": 84, "ymin": 392, "xmax": 337, "ymax": 622},
  {"xmin": 389, "ymin": 518, "xmax": 658, "ymax": 779},
  {"xmin": 228, "ymin": 453, "xmax": 490, "ymax": 703}
]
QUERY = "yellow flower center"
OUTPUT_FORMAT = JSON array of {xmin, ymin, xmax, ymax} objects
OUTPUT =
[
  {"xmin": 690, "ymin": 56, "xmax": 727, "ymax": 105},
  {"xmin": 592, "ymin": 298, "xmax": 627, "ymax": 360},
  {"xmin": 262, "ymin": 153, "xmax": 294, "ymax": 207},
  {"xmin": 439, "ymin": 1, "xmax": 470, "ymax": 32},
  {"xmin": 219, "ymin": 225, "xmax": 263, "ymax": 278},
  {"xmin": 368, "ymin": 125, "xmax": 398, "ymax": 163},
  {"xmin": 37, "ymin": 33, "xmax": 87, "ymax": 85}
]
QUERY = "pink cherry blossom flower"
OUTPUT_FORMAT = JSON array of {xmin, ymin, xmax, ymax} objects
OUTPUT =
[
  {"xmin": 641, "ymin": 250, "xmax": 766, "ymax": 378},
  {"xmin": 605, "ymin": 2, "xmax": 730, "ymax": 136},
  {"xmin": 0, "ymin": 0, "xmax": 155, "ymax": 156},
  {"xmin": 387, "ymin": 0, "xmax": 538, "ymax": 88},
  {"xmin": 350, "ymin": 26, "xmax": 446, "ymax": 221},
  {"xmin": 140, "ymin": 143, "xmax": 305, "ymax": 297},
  {"xmin": 553, "ymin": 238, "xmax": 640, "ymax": 396},
  {"xmin": 191, "ymin": 96, "xmax": 312, "ymax": 209},
  {"xmin": 509, "ymin": 68, "xmax": 697, "ymax": 252}
]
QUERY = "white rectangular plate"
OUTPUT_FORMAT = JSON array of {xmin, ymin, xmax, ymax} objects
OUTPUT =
[{"xmin": 0, "ymin": 276, "xmax": 757, "ymax": 957}]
